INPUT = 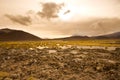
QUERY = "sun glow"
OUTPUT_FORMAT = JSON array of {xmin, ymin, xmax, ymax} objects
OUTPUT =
[
  {"xmin": 58, "ymin": 4, "xmax": 93, "ymax": 21},
  {"xmin": 78, "ymin": 5, "xmax": 93, "ymax": 16},
  {"xmin": 58, "ymin": 12, "xmax": 72, "ymax": 21},
  {"xmin": 58, "ymin": 5, "xmax": 75, "ymax": 21}
]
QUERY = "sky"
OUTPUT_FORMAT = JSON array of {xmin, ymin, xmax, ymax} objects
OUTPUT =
[{"xmin": 0, "ymin": 0, "xmax": 120, "ymax": 38}]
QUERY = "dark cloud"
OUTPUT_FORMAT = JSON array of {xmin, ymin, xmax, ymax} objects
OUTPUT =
[
  {"xmin": 37, "ymin": 2, "xmax": 64, "ymax": 19},
  {"xmin": 5, "ymin": 14, "xmax": 31, "ymax": 26},
  {"xmin": 64, "ymin": 10, "xmax": 70, "ymax": 15}
]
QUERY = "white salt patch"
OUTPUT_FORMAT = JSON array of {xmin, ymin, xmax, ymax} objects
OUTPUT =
[
  {"xmin": 67, "ymin": 45, "xmax": 72, "ymax": 48},
  {"xmin": 77, "ymin": 46, "xmax": 118, "ymax": 51},
  {"xmin": 77, "ymin": 46, "xmax": 91, "ymax": 49},
  {"xmin": 97, "ymin": 53, "xmax": 110, "ymax": 56},
  {"xmin": 56, "ymin": 44, "xmax": 60, "ymax": 46},
  {"xmin": 74, "ymin": 54, "xmax": 86, "ymax": 58},
  {"xmin": 98, "ymin": 59, "xmax": 116, "ymax": 64},
  {"xmin": 29, "ymin": 48, "xmax": 34, "ymax": 50},
  {"xmin": 48, "ymin": 50, "xmax": 57, "ymax": 53},
  {"xmin": 73, "ymin": 58, "xmax": 82, "ymax": 62},
  {"xmin": 59, "ymin": 45, "xmax": 72, "ymax": 49},
  {"xmin": 108, "ymin": 60, "xmax": 116, "ymax": 64},
  {"xmin": 37, "ymin": 46, "xmax": 48, "ymax": 49},
  {"xmin": 91, "ymin": 46, "xmax": 105, "ymax": 49},
  {"xmin": 59, "ymin": 46, "xmax": 68, "ymax": 49},
  {"xmin": 106, "ymin": 47, "xmax": 116, "ymax": 51},
  {"xmin": 71, "ymin": 50, "xmax": 78, "ymax": 54}
]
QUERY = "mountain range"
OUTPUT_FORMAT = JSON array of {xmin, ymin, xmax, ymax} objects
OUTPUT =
[
  {"xmin": 0, "ymin": 28, "xmax": 120, "ymax": 41},
  {"xmin": 0, "ymin": 28, "xmax": 41, "ymax": 41},
  {"xmin": 92, "ymin": 32, "xmax": 120, "ymax": 39}
]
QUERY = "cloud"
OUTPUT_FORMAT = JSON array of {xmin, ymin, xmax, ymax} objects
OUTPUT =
[
  {"xmin": 64, "ymin": 10, "xmax": 70, "ymax": 15},
  {"xmin": 38, "ymin": 18, "xmax": 120, "ymax": 37},
  {"xmin": 37, "ymin": 2, "xmax": 64, "ymax": 19},
  {"xmin": 5, "ymin": 14, "xmax": 31, "ymax": 26}
]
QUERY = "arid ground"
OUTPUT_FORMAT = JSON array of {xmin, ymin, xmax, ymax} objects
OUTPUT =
[{"xmin": 0, "ymin": 40, "xmax": 120, "ymax": 80}]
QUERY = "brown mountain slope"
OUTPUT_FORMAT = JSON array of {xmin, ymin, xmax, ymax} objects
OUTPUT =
[{"xmin": 0, "ymin": 28, "xmax": 41, "ymax": 41}]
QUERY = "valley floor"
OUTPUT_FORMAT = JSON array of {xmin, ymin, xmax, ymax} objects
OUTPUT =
[{"xmin": 0, "ymin": 40, "xmax": 120, "ymax": 80}]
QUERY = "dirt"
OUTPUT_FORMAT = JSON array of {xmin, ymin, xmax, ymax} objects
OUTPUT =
[{"xmin": 0, "ymin": 47, "xmax": 120, "ymax": 80}]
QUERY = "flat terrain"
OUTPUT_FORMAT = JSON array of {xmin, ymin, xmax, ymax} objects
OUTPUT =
[{"xmin": 0, "ymin": 39, "xmax": 120, "ymax": 80}]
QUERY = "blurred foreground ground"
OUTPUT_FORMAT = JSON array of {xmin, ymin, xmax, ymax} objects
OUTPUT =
[{"xmin": 0, "ymin": 40, "xmax": 120, "ymax": 80}]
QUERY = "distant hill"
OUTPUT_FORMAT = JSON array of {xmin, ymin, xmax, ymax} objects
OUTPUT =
[
  {"xmin": 0, "ymin": 28, "xmax": 119, "ymax": 41},
  {"xmin": 93, "ymin": 32, "xmax": 120, "ymax": 39},
  {"xmin": 54, "ymin": 35, "xmax": 89, "ymax": 40},
  {"xmin": 55, "ymin": 32, "xmax": 120, "ymax": 40},
  {"xmin": 0, "ymin": 28, "xmax": 41, "ymax": 41}
]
